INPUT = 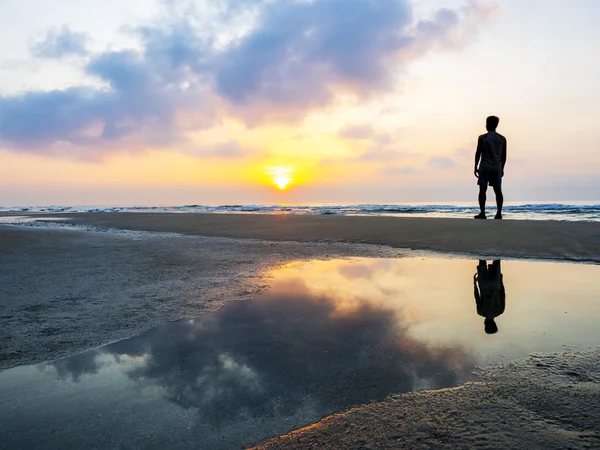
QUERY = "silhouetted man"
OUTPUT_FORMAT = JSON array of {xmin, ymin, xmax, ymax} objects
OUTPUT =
[
  {"xmin": 474, "ymin": 260, "xmax": 505, "ymax": 334},
  {"xmin": 474, "ymin": 116, "xmax": 507, "ymax": 219}
]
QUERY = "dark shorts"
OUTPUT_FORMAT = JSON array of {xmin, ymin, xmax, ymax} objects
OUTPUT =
[{"xmin": 478, "ymin": 167, "xmax": 502, "ymax": 187}]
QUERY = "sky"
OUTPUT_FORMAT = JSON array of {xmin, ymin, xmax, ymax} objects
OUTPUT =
[{"xmin": 0, "ymin": 0, "xmax": 599, "ymax": 206}]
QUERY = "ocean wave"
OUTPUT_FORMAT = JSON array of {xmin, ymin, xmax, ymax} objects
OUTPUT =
[{"xmin": 1, "ymin": 203, "xmax": 599, "ymax": 221}]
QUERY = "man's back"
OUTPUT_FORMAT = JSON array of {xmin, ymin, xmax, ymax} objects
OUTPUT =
[{"xmin": 478, "ymin": 131, "xmax": 506, "ymax": 170}]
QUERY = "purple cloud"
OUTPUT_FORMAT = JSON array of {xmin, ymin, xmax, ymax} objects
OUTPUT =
[
  {"xmin": 215, "ymin": 0, "xmax": 413, "ymax": 105},
  {"xmin": 0, "ymin": 0, "xmax": 499, "ymax": 157},
  {"xmin": 0, "ymin": 49, "xmax": 202, "ymax": 154}
]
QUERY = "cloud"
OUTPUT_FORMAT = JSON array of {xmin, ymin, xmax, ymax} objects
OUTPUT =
[
  {"xmin": 215, "ymin": 0, "xmax": 412, "ymax": 106},
  {"xmin": 338, "ymin": 125, "xmax": 378, "ymax": 140},
  {"xmin": 338, "ymin": 124, "xmax": 394, "ymax": 142},
  {"xmin": 465, "ymin": 0, "xmax": 502, "ymax": 22},
  {"xmin": 0, "ymin": 0, "xmax": 499, "ymax": 157},
  {"xmin": 30, "ymin": 25, "xmax": 90, "ymax": 59},
  {"xmin": 213, "ymin": 0, "xmax": 497, "ymax": 116},
  {"xmin": 429, "ymin": 155, "xmax": 459, "ymax": 169},
  {"xmin": 338, "ymin": 124, "xmax": 407, "ymax": 163},
  {"xmin": 49, "ymin": 350, "xmax": 105, "ymax": 382},
  {"xmin": 339, "ymin": 123, "xmax": 402, "ymax": 163},
  {"xmin": 0, "ymin": 12, "xmax": 214, "ymax": 156},
  {"xmin": 189, "ymin": 140, "xmax": 254, "ymax": 159},
  {"xmin": 216, "ymin": 0, "xmax": 503, "ymax": 124},
  {"xmin": 0, "ymin": 59, "xmax": 39, "ymax": 71},
  {"xmin": 354, "ymin": 149, "xmax": 408, "ymax": 162},
  {"xmin": 0, "ymin": 45, "xmax": 214, "ymax": 156},
  {"xmin": 211, "ymin": 141, "xmax": 247, "ymax": 158},
  {"xmin": 455, "ymin": 147, "xmax": 474, "ymax": 159},
  {"xmin": 379, "ymin": 164, "xmax": 417, "ymax": 176}
]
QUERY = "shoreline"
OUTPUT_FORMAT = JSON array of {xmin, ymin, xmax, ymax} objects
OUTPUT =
[{"xmin": 2, "ymin": 212, "xmax": 599, "ymax": 262}]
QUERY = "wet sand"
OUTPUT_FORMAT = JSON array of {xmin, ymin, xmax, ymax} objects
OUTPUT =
[
  {"xmin": 254, "ymin": 350, "xmax": 600, "ymax": 449},
  {"xmin": 0, "ymin": 225, "xmax": 407, "ymax": 370},
  {"xmin": 7, "ymin": 212, "xmax": 600, "ymax": 262},
  {"xmin": 1, "ymin": 216, "xmax": 600, "ymax": 449}
]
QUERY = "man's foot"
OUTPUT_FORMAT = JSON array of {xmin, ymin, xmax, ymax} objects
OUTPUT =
[
  {"xmin": 494, "ymin": 213, "xmax": 502, "ymax": 220},
  {"xmin": 474, "ymin": 213, "xmax": 487, "ymax": 219}
]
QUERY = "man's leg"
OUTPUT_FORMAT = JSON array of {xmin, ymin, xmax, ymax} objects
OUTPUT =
[
  {"xmin": 475, "ymin": 185, "xmax": 487, "ymax": 218},
  {"xmin": 477, "ymin": 260, "xmax": 487, "ymax": 280},
  {"xmin": 493, "ymin": 186, "xmax": 503, "ymax": 218},
  {"xmin": 489, "ymin": 260, "xmax": 501, "ymax": 279}
]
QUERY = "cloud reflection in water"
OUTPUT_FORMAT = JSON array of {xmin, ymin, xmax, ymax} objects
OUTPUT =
[{"xmin": 50, "ymin": 280, "xmax": 475, "ymax": 428}]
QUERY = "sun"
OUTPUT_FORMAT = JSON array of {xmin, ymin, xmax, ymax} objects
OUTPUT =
[
  {"xmin": 274, "ymin": 174, "xmax": 290, "ymax": 190},
  {"xmin": 267, "ymin": 166, "xmax": 294, "ymax": 190}
]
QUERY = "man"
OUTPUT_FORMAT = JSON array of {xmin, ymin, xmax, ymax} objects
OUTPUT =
[
  {"xmin": 474, "ymin": 259, "xmax": 505, "ymax": 334},
  {"xmin": 474, "ymin": 116, "xmax": 507, "ymax": 219}
]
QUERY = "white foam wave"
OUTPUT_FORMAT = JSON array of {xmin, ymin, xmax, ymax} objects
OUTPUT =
[{"xmin": 1, "ymin": 203, "xmax": 599, "ymax": 221}]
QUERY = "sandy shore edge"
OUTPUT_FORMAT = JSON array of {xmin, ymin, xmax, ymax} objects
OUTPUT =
[{"xmin": 3, "ymin": 212, "xmax": 599, "ymax": 262}]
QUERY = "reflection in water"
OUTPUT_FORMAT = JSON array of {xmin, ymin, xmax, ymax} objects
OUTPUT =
[
  {"xmin": 52, "ymin": 350, "xmax": 105, "ymax": 382},
  {"xmin": 474, "ymin": 260, "xmax": 506, "ymax": 334},
  {"xmin": 50, "ymin": 282, "xmax": 475, "ymax": 429},
  {"xmin": 3, "ymin": 256, "xmax": 600, "ymax": 450}
]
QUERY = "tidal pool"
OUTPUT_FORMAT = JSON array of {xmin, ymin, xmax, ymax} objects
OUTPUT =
[{"xmin": 1, "ymin": 256, "xmax": 599, "ymax": 449}]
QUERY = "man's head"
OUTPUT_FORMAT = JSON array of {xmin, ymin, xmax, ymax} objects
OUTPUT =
[
  {"xmin": 484, "ymin": 318, "xmax": 498, "ymax": 334},
  {"xmin": 486, "ymin": 116, "xmax": 500, "ymax": 131}
]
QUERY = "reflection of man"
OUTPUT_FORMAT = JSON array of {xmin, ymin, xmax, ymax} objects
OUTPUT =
[{"xmin": 474, "ymin": 260, "xmax": 505, "ymax": 334}]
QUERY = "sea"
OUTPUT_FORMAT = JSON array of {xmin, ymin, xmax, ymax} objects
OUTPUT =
[{"xmin": 1, "ymin": 201, "xmax": 599, "ymax": 222}]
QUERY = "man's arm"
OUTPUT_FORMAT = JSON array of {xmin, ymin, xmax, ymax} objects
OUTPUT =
[
  {"xmin": 474, "ymin": 136, "xmax": 483, "ymax": 177},
  {"xmin": 501, "ymin": 138, "xmax": 507, "ymax": 176}
]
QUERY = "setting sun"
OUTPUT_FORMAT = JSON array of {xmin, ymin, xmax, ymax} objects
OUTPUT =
[
  {"xmin": 275, "ymin": 176, "xmax": 290, "ymax": 190},
  {"xmin": 267, "ymin": 167, "xmax": 294, "ymax": 190}
]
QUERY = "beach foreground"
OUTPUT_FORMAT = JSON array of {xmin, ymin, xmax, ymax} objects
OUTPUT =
[
  {"xmin": 0, "ymin": 225, "xmax": 407, "ymax": 370},
  {"xmin": 1, "ymin": 216, "xmax": 599, "ymax": 449},
  {"xmin": 5, "ymin": 212, "xmax": 600, "ymax": 261},
  {"xmin": 254, "ymin": 350, "xmax": 600, "ymax": 449}
]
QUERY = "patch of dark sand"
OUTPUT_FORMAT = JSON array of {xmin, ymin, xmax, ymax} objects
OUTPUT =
[
  {"xmin": 0, "ymin": 226, "xmax": 408, "ymax": 370},
  {"xmin": 254, "ymin": 350, "xmax": 600, "ymax": 450}
]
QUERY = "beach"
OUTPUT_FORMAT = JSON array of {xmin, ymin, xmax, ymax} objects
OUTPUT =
[
  {"xmin": 1, "ymin": 213, "xmax": 600, "ymax": 448},
  {"xmin": 254, "ymin": 350, "xmax": 600, "ymax": 449},
  {"xmin": 0, "ymin": 222, "xmax": 409, "ymax": 370},
  {"xmin": 6, "ymin": 211, "xmax": 600, "ymax": 261},
  {"xmin": 3, "ymin": 0, "xmax": 600, "ymax": 446}
]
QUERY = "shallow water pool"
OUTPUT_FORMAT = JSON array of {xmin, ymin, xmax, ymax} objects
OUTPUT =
[{"xmin": 1, "ymin": 256, "xmax": 598, "ymax": 449}]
